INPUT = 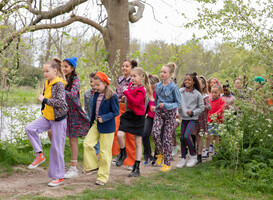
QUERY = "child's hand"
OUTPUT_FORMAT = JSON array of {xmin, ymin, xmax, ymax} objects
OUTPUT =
[
  {"xmin": 38, "ymin": 95, "xmax": 44, "ymax": 102},
  {"xmin": 187, "ymin": 110, "xmax": 192, "ymax": 116},
  {"xmin": 150, "ymin": 106, "xmax": 156, "ymax": 112},
  {"xmin": 122, "ymin": 86, "xmax": 128, "ymax": 93},
  {"xmin": 159, "ymin": 103, "xmax": 164, "ymax": 108},
  {"xmin": 98, "ymin": 116, "xmax": 103, "ymax": 123},
  {"xmin": 176, "ymin": 114, "xmax": 180, "ymax": 118},
  {"xmin": 121, "ymin": 96, "xmax": 126, "ymax": 103}
]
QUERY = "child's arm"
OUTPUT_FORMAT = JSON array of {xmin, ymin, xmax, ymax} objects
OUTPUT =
[
  {"xmin": 123, "ymin": 90, "xmax": 145, "ymax": 106},
  {"xmin": 98, "ymin": 94, "xmax": 119, "ymax": 123},
  {"xmin": 65, "ymin": 77, "xmax": 80, "ymax": 101},
  {"xmin": 44, "ymin": 82, "xmax": 66, "ymax": 108},
  {"xmin": 213, "ymin": 99, "xmax": 225, "ymax": 116},
  {"xmin": 163, "ymin": 87, "xmax": 181, "ymax": 110},
  {"xmin": 191, "ymin": 93, "xmax": 205, "ymax": 116}
]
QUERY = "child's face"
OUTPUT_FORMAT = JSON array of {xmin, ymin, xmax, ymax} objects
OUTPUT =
[
  {"xmin": 43, "ymin": 64, "xmax": 57, "ymax": 82},
  {"xmin": 131, "ymin": 71, "xmax": 142, "ymax": 85},
  {"xmin": 90, "ymin": 77, "xmax": 95, "ymax": 89},
  {"xmin": 223, "ymin": 87, "xmax": 230, "ymax": 96},
  {"xmin": 94, "ymin": 79, "xmax": 107, "ymax": 93},
  {"xmin": 160, "ymin": 66, "xmax": 172, "ymax": 81},
  {"xmin": 210, "ymin": 79, "xmax": 217, "ymax": 87},
  {"xmin": 234, "ymin": 79, "xmax": 241, "ymax": 89},
  {"xmin": 62, "ymin": 61, "xmax": 74, "ymax": 76},
  {"xmin": 184, "ymin": 75, "xmax": 194, "ymax": 88},
  {"xmin": 211, "ymin": 87, "xmax": 220, "ymax": 99},
  {"xmin": 122, "ymin": 61, "xmax": 132, "ymax": 77}
]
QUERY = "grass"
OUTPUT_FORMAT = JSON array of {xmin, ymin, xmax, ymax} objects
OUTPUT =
[
  {"xmin": 0, "ymin": 88, "xmax": 38, "ymax": 105},
  {"xmin": 62, "ymin": 162, "xmax": 272, "ymax": 200}
]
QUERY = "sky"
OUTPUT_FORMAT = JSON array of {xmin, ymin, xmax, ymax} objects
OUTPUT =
[{"xmin": 129, "ymin": 0, "xmax": 207, "ymax": 45}]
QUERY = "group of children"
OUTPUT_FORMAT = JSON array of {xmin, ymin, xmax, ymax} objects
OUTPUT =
[{"xmin": 25, "ymin": 57, "xmax": 242, "ymax": 187}]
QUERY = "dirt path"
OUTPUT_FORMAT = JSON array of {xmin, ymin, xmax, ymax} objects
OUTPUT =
[{"xmin": 0, "ymin": 155, "xmax": 211, "ymax": 199}]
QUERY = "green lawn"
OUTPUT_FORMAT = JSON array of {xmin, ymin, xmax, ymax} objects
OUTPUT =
[
  {"xmin": 0, "ymin": 88, "xmax": 38, "ymax": 105},
  {"xmin": 63, "ymin": 163, "xmax": 272, "ymax": 200}
]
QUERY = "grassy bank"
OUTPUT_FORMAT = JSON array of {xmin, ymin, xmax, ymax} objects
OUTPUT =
[{"xmin": 0, "ymin": 88, "xmax": 38, "ymax": 105}]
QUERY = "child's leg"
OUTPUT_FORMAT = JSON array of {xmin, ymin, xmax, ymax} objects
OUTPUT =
[
  {"xmin": 205, "ymin": 135, "xmax": 210, "ymax": 149},
  {"xmin": 183, "ymin": 120, "xmax": 196, "ymax": 156},
  {"xmin": 172, "ymin": 121, "xmax": 178, "ymax": 146},
  {"xmin": 48, "ymin": 118, "xmax": 67, "ymax": 179},
  {"xmin": 196, "ymin": 135, "xmax": 203, "ymax": 155},
  {"xmin": 180, "ymin": 121, "xmax": 187, "ymax": 159},
  {"xmin": 162, "ymin": 110, "xmax": 176, "ymax": 166},
  {"xmin": 97, "ymin": 132, "xmax": 114, "ymax": 183},
  {"xmin": 69, "ymin": 137, "xmax": 78, "ymax": 167},
  {"xmin": 151, "ymin": 110, "xmax": 164, "ymax": 155},
  {"xmin": 83, "ymin": 123, "xmax": 100, "ymax": 171},
  {"xmin": 142, "ymin": 117, "xmax": 153, "ymax": 161},
  {"xmin": 214, "ymin": 135, "xmax": 219, "ymax": 145},
  {"xmin": 26, "ymin": 117, "xmax": 51, "ymax": 153},
  {"xmin": 117, "ymin": 130, "xmax": 125, "ymax": 148},
  {"xmin": 123, "ymin": 132, "xmax": 136, "ymax": 166},
  {"xmin": 135, "ymin": 135, "xmax": 142, "ymax": 161}
]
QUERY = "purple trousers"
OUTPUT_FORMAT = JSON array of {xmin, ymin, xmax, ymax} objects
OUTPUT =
[{"xmin": 25, "ymin": 116, "xmax": 67, "ymax": 179}]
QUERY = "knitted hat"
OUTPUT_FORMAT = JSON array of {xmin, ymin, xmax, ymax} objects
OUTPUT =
[
  {"xmin": 64, "ymin": 57, "xmax": 77, "ymax": 69},
  {"xmin": 96, "ymin": 71, "xmax": 110, "ymax": 85},
  {"xmin": 254, "ymin": 76, "xmax": 265, "ymax": 85}
]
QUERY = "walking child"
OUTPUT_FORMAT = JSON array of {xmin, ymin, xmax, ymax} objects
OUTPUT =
[
  {"xmin": 176, "ymin": 73, "xmax": 204, "ymax": 168},
  {"xmin": 84, "ymin": 72, "xmax": 100, "ymax": 156},
  {"xmin": 152, "ymin": 63, "xmax": 181, "ymax": 172},
  {"xmin": 221, "ymin": 81, "xmax": 235, "ymax": 110},
  {"xmin": 193, "ymin": 76, "xmax": 211, "ymax": 162},
  {"xmin": 26, "ymin": 58, "xmax": 68, "ymax": 187},
  {"xmin": 142, "ymin": 74, "xmax": 160, "ymax": 165},
  {"xmin": 116, "ymin": 67, "xmax": 153, "ymax": 177},
  {"xmin": 112, "ymin": 59, "xmax": 137, "ymax": 169},
  {"xmin": 207, "ymin": 83, "xmax": 225, "ymax": 155},
  {"xmin": 83, "ymin": 71, "xmax": 119, "ymax": 185},
  {"xmin": 62, "ymin": 57, "xmax": 90, "ymax": 179}
]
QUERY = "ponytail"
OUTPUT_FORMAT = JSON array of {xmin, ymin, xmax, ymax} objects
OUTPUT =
[{"xmin": 143, "ymin": 71, "xmax": 153, "ymax": 100}]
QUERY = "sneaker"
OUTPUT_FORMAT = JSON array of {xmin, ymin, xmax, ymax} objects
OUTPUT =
[
  {"xmin": 176, "ymin": 158, "xmax": 186, "ymax": 168},
  {"xmin": 64, "ymin": 166, "xmax": 78, "ymax": 179},
  {"xmin": 202, "ymin": 151, "xmax": 209, "ymax": 158},
  {"xmin": 28, "ymin": 153, "xmax": 46, "ymax": 169},
  {"xmin": 186, "ymin": 155, "xmax": 198, "ymax": 167},
  {"xmin": 116, "ymin": 152, "xmax": 127, "ymax": 167},
  {"xmin": 155, "ymin": 154, "xmax": 164, "ymax": 166},
  {"xmin": 48, "ymin": 179, "xmax": 63, "ymax": 187},
  {"xmin": 82, "ymin": 168, "xmax": 98, "ymax": 175},
  {"xmin": 209, "ymin": 145, "xmax": 214, "ymax": 153},
  {"xmin": 143, "ymin": 160, "xmax": 149, "ymax": 166},
  {"xmin": 95, "ymin": 180, "xmax": 105, "ymax": 186},
  {"xmin": 112, "ymin": 155, "xmax": 119, "ymax": 165},
  {"xmin": 160, "ymin": 164, "xmax": 171, "ymax": 172},
  {"xmin": 171, "ymin": 146, "xmax": 178, "ymax": 157},
  {"xmin": 127, "ymin": 165, "xmax": 133, "ymax": 171}
]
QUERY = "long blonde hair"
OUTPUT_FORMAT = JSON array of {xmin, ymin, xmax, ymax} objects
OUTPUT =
[{"xmin": 132, "ymin": 67, "xmax": 153, "ymax": 99}]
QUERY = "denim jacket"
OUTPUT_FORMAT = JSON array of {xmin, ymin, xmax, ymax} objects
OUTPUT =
[
  {"xmin": 90, "ymin": 92, "xmax": 119, "ymax": 133},
  {"xmin": 155, "ymin": 81, "xmax": 181, "ymax": 110}
]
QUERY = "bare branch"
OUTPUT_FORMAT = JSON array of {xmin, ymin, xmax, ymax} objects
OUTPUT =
[
  {"xmin": 128, "ymin": 0, "xmax": 145, "ymax": 23},
  {"xmin": 140, "ymin": 0, "xmax": 162, "ymax": 24}
]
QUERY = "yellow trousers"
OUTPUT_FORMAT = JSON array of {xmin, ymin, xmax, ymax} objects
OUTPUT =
[{"xmin": 83, "ymin": 121, "xmax": 114, "ymax": 183}]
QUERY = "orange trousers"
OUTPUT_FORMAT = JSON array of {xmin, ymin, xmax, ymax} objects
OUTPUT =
[{"xmin": 112, "ymin": 103, "xmax": 136, "ymax": 166}]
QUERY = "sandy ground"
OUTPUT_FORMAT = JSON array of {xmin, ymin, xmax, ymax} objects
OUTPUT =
[{"xmin": 0, "ymin": 155, "xmax": 211, "ymax": 199}]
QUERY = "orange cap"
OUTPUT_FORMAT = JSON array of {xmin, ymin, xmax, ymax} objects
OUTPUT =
[{"xmin": 96, "ymin": 71, "xmax": 110, "ymax": 85}]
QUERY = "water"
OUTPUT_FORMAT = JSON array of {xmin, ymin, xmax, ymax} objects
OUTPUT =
[{"xmin": 0, "ymin": 104, "xmax": 42, "ymax": 141}]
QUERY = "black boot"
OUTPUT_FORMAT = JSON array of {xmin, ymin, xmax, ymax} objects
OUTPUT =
[
  {"xmin": 116, "ymin": 148, "xmax": 127, "ymax": 166},
  {"xmin": 129, "ymin": 161, "xmax": 140, "ymax": 177},
  {"xmin": 197, "ymin": 154, "xmax": 202, "ymax": 163}
]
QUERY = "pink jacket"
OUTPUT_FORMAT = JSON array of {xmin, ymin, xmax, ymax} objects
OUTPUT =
[{"xmin": 123, "ymin": 82, "xmax": 146, "ymax": 116}]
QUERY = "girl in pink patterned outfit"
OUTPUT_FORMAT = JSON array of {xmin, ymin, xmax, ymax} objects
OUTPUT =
[
  {"xmin": 62, "ymin": 57, "xmax": 90, "ymax": 179},
  {"xmin": 194, "ymin": 76, "xmax": 211, "ymax": 162}
]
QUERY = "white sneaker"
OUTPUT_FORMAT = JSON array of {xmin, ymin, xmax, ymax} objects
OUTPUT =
[
  {"xmin": 202, "ymin": 151, "xmax": 209, "ymax": 158},
  {"xmin": 127, "ymin": 165, "xmax": 133, "ymax": 171},
  {"xmin": 64, "ymin": 166, "xmax": 78, "ymax": 179},
  {"xmin": 176, "ymin": 159, "xmax": 186, "ymax": 168},
  {"xmin": 209, "ymin": 146, "xmax": 214, "ymax": 153},
  {"xmin": 186, "ymin": 156, "xmax": 198, "ymax": 167}
]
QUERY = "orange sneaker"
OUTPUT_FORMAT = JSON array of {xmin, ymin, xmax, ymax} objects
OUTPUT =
[
  {"xmin": 28, "ymin": 153, "xmax": 46, "ymax": 169},
  {"xmin": 48, "ymin": 179, "xmax": 64, "ymax": 187}
]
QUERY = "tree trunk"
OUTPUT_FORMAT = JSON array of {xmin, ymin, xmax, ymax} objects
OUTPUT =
[{"xmin": 103, "ymin": 0, "xmax": 130, "ymax": 78}]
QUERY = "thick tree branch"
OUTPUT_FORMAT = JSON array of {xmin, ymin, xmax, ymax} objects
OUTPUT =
[
  {"xmin": 0, "ymin": 15, "xmax": 106, "ymax": 54},
  {"xmin": 128, "ymin": 0, "xmax": 144, "ymax": 23}
]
